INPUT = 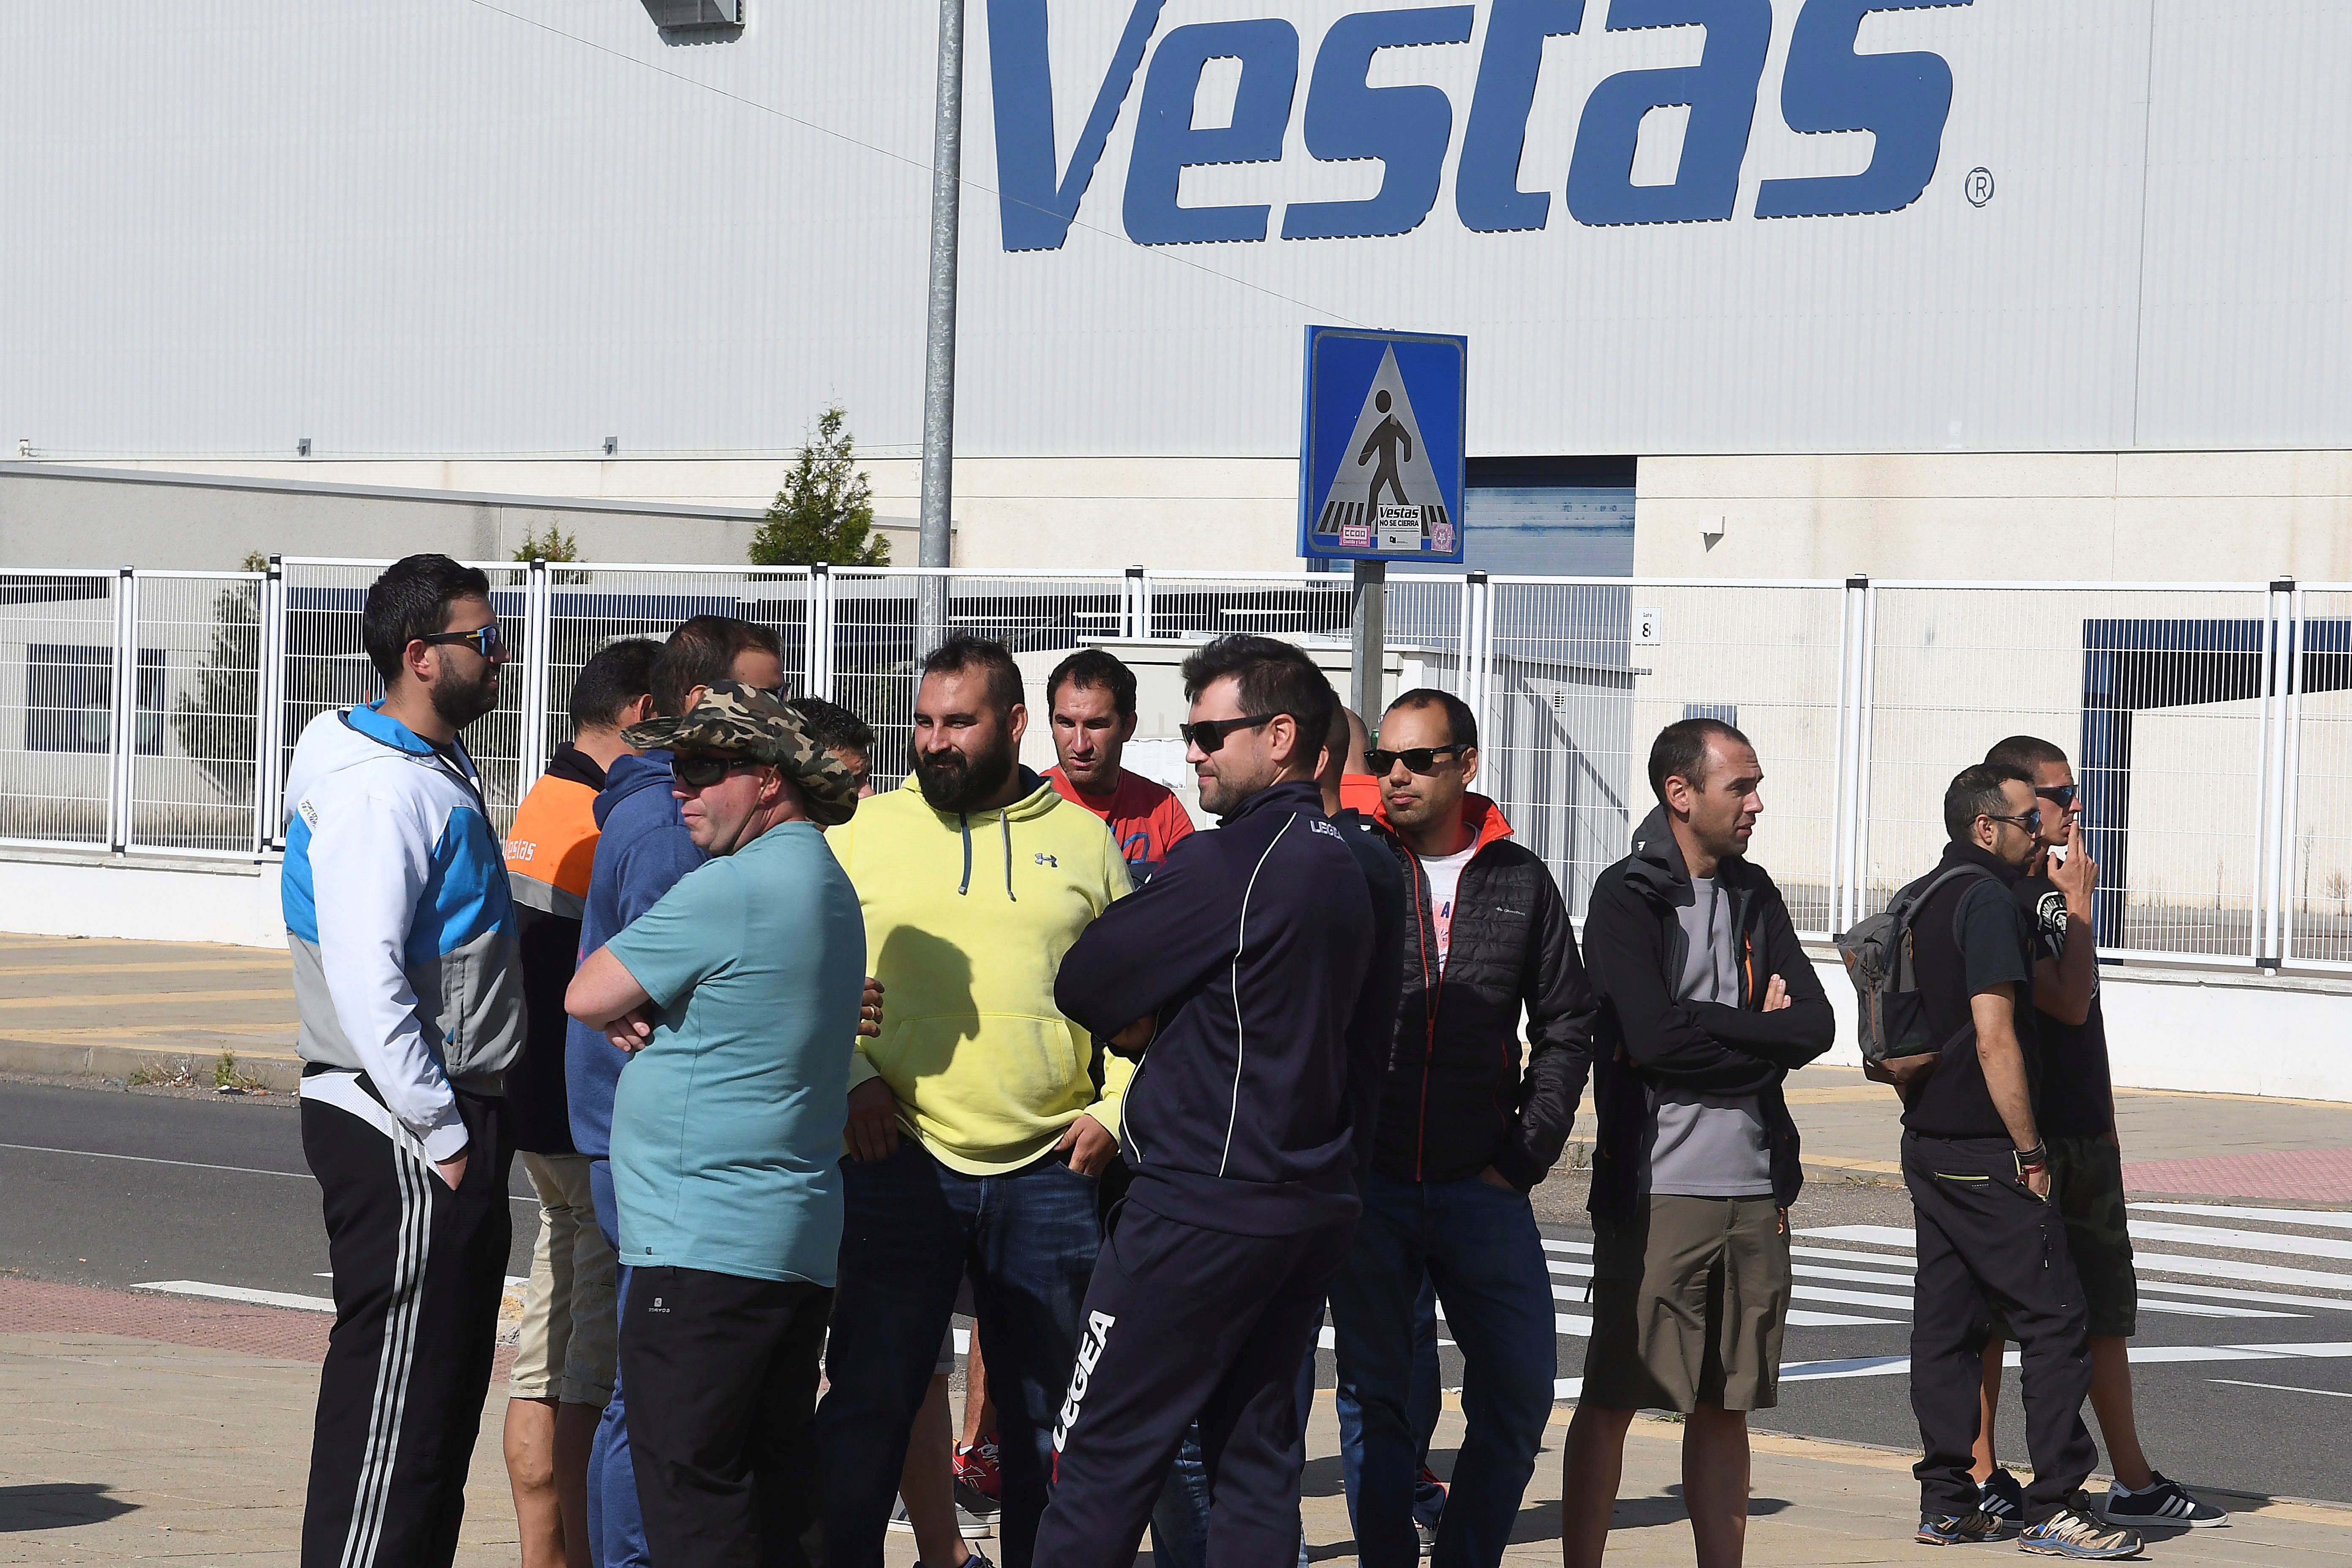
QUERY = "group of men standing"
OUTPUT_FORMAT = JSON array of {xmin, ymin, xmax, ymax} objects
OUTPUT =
[{"xmin": 282, "ymin": 553, "xmax": 2215, "ymax": 1568}]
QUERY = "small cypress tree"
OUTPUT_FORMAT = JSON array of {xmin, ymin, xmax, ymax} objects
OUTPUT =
[{"xmin": 749, "ymin": 406, "xmax": 890, "ymax": 567}]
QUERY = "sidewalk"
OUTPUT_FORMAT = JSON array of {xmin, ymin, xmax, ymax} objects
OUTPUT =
[
  {"xmin": 2, "ymin": 1279, "xmax": 2346, "ymax": 1566},
  {"xmin": 8, "ymin": 931, "xmax": 2352, "ymax": 1198}
]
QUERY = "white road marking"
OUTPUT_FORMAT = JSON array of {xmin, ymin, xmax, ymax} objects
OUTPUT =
[
  {"xmin": 1800, "ymin": 1223, "xmax": 2352, "ymax": 1293},
  {"xmin": 1774, "ymin": 1339, "xmax": 2352, "ymax": 1384},
  {"xmin": 0, "ymin": 1141, "xmax": 308, "ymax": 1180},
  {"xmin": 2128, "ymin": 1220, "xmax": 2352, "ymax": 1262},
  {"xmin": 2134, "ymin": 1203, "xmax": 2352, "ymax": 1232},
  {"xmin": 2207, "ymin": 1378, "xmax": 2352, "ymax": 1399},
  {"xmin": 133, "ymin": 1279, "xmax": 335, "ymax": 1313}
]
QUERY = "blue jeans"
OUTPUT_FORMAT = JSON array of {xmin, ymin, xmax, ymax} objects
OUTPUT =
[
  {"xmin": 817, "ymin": 1138, "xmax": 1100, "ymax": 1568},
  {"xmin": 585, "ymin": 1160, "xmax": 649, "ymax": 1568},
  {"xmin": 1335, "ymin": 1280, "xmax": 1446, "ymax": 1529},
  {"xmin": 1329, "ymin": 1171, "xmax": 1555, "ymax": 1568}
]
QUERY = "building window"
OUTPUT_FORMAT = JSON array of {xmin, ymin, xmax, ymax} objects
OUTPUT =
[{"xmin": 27, "ymin": 645, "xmax": 165, "ymax": 755}]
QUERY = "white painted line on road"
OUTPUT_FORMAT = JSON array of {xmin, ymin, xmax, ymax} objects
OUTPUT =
[
  {"xmin": 2135, "ymin": 1279, "xmax": 2352, "ymax": 1312},
  {"xmin": 1797, "ymin": 1225, "xmax": 1917, "ymax": 1250},
  {"xmin": 1789, "ymin": 1310, "xmax": 1903, "ymax": 1327},
  {"xmin": 2134, "ymin": 1203, "xmax": 2352, "ymax": 1232},
  {"xmin": 0, "ymin": 1141, "xmax": 308, "ymax": 1180},
  {"xmin": 133, "ymin": 1279, "xmax": 335, "ymax": 1313},
  {"xmin": 1791, "ymin": 1245, "xmax": 1912, "ymax": 1270},
  {"xmin": 1802, "ymin": 1223, "xmax": 2352, "ymax": 1293},
  {"xmin": 1777, "ymin": 1339, "xmax": 2352, "ymax": 1385},
  {"xmin": 2208, "ymin": 1378, "xmax": 2352, "ymax": 1399},
  {"xmin": 2129, "ymin": 1220, "xmax": 2352, "ymax": 1262}
]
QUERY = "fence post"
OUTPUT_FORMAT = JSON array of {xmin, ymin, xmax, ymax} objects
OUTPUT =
[
  {"xmin": 809, "ymin": 562, "xmax": 833, "ymax": 698},
  {"xmin": 254, "ymin": 557, "xmax": 287, "ymax": 856},
  {"xmin": 519, "ymin": 557, "xmax": 551, "ymax": 795},
  {"xmin": 2255, "ymin": 577, "xmax": 2297, "ymax": 968},
  {"xmin": 109, "ymin": 568, "xmax": 136, "ymax": 854},
  {"xmin": 1124, "ymin": 565, "xmax": 1145, "ymax": 640},
  {"xmin": 1465, "ymin": 572, "xmax": 1491, "ymax": 749},
  {"xmin": 2278, "ymin": 581, "xmax": 2307, "ymax": 966},
  {"xmin": 1831, "ymin": 575, "xmax": 1870, "ymax": 931},
  {"xmin": 1136, "ymin": 568, "xmax": 1155, "ymax": 640}
]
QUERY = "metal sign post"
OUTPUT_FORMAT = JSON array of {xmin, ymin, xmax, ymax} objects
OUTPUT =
[{"xmin": 1298, "ymin": 326, "xmax": 1467, "ymax": 715}]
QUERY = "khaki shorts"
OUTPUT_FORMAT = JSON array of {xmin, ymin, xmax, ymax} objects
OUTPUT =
[
  {"xmin": 1581, "ymin": 1194, "xmax": 1791, "ymax": 1413},
  {"xmin": 1990, "ymin": 1133, "xmax": 2136, "ymax": 1342},
  {"xmin": 508, "ymin": 1152, "xmax": 618, "ymax": 1407}
]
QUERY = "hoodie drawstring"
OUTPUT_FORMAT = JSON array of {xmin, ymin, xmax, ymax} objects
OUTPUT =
[{"xmin": 953, "ymin": 810, "xmax": 1018, "ymax": 901}]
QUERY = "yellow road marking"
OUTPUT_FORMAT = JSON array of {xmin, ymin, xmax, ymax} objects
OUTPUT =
[
  {"xmin": 0, "ymin": 960, "xmax": 289, "ymax": 977},
  {"xmin": 0, "ymin": 1023, "xmax": 293, "ymax": 1044},
  {"xmin": 0, "ymin": 989, "xmax": 293, "ymax": 1010}
]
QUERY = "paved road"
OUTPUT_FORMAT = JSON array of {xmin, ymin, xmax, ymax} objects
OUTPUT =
[
  {"xmin": 5, "ymin": 1078, "xmax": 2349, "ymax": 1509},
  {"xmin": 0, "ymin": 1077, "xmax": 535, "ymax": 1300}
]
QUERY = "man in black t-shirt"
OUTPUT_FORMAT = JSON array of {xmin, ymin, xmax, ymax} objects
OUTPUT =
[
  {"xmin": 1896, "ymin": 764, "xmax": 2138, "ymax": 1558},
  {"xmin": 1966, "ymin": 738, "xmax": 2229, "ymax": 1530}
]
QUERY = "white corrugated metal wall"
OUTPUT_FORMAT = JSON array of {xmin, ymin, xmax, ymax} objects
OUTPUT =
[{"xmin": 3, "ymin": 1, "xmax": 2347, "ymax": 461}]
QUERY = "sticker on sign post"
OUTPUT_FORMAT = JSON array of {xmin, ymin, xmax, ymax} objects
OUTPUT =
[{"xmin": 1298, "ymin": 327, "xmax": 1467, "ymax": 564}]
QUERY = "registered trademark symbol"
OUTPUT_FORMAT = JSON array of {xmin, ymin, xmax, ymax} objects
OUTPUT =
[{"xmin": 1965, "ymin": 167, "xmax": 1995, "ymax": 207}]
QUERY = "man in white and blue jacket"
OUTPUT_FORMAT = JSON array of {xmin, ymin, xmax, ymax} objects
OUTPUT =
[
  {"xmin": 1034, "ymin": 637, "xmax": 1391, "ymax": 1567},
  {"xmin": 281, "ymin": 554, "xmax": 526, "ymax": 1568}
]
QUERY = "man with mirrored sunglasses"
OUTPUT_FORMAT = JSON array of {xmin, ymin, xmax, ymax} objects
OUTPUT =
[{"xmin": 1331, "ymin": 688, "xmax": 1594, "ymax": 1568}]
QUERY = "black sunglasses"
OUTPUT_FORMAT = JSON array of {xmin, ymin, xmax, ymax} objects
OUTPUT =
[
  {"xmin": 2035, "ymin": 784, "xmax": 2079, "ymax": 811},
  {"xmin": 418, "ymin": 623, "xmax": 509, "ymax": 660},
  {"xmin": 1178, "ymin": 713, "xmax": 1279, "ymax": 754},
  {"xmin": 1984, "ymin": 808, "xmax": 2043, "ymax": 834},
  {"xmin": 670, "ymin": 754, "xmax": 765, "ymax": 788},
  {"xmin": 1367, "ymin": 744, "xmax": 1466, "ymax": 775}
]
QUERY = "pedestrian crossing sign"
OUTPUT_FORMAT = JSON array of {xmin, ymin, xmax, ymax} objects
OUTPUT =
[{"xmin": 1298, "ymin": 326, "xmax": 1467, "ymax": 563}]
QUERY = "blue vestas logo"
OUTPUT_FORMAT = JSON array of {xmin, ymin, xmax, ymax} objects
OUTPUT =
[{"xmin": 988, "ymin": 0, "xmax": 1971, "ymax": 250}]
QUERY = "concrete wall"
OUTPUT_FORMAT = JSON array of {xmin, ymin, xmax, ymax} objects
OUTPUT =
[{"xmin": 25, "ymin": 448, "xmax": 2352, "ymax": 579}]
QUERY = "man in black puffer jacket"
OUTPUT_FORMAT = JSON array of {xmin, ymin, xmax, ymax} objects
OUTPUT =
[
  {"xmin": 1563, "ymin": 718, "xmax": 1835, "ymax": 1568},
  {"xmin": 1328, "ymin": 688, "xmax": 1598, "ymax": 1568}
]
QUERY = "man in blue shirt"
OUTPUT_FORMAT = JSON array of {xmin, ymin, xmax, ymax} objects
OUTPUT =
[{"xmin": 566, "ymin": 681, "xmax": 865, "ymax": 1567}]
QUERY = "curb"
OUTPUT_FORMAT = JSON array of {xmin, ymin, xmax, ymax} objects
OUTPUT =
[{"xmin": 0, "ymin": 1035, "xmax": 303, "ymax": 1094}]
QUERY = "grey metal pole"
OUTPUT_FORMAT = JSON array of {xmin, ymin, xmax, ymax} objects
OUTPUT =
[
  {"xmin": 1350, "ymin": 558, "xmax": 1387, "ymax": 716},
  {"xmin": 916, "ymin": 0, "xmax": 965, "ymax": 652}
]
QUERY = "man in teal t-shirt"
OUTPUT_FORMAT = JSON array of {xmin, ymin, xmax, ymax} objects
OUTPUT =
[{"xmin": 566, "ymin": 682, "xmax": 865, "ymax": 1567}]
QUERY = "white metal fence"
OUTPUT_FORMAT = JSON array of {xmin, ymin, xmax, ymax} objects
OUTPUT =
[{"xmin": 8, "ymin": 558, "xmax": 2349, "ymax": 973}]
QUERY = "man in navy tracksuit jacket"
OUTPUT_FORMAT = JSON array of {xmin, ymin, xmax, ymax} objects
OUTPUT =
[{"xmin": 1035, "ymin": 636, "xmax": 1394, "ymax": 1566}]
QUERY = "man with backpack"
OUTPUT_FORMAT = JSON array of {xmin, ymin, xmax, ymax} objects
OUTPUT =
[
  {"xmin": 1563, "ymin": 719, "xmax": 1833, "ymax": 1568},
  {"xmin": 1966, "ymin": 738, "xmax": 2227, "ymax": 1530},
  {"xmin": 1884, "ymin": 762, "xmax": 2140, "ymax": 1559}
]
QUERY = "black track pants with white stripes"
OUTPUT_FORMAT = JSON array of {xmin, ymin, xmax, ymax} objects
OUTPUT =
[{"xmin": 300, "ymin": 1086, "xmax": 513, "ymax": 1568}]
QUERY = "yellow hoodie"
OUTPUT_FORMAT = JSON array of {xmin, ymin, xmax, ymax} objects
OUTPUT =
[{"xmin": 825, "ymin": 770, "xmax": 1135, "ymax": 1175}]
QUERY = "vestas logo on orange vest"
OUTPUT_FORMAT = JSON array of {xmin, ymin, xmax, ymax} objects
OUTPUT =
[{"xmin": 988, "ymin": 0, "xmax": 1972, "ymax": 250}]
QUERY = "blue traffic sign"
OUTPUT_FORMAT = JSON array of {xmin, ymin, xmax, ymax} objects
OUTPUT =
[{"xmin": 1298, "ymin": 326, "xmax": 1467, "ymax": 564}]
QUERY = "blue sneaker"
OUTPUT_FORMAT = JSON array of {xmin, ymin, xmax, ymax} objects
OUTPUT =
[
  {"xmin": 2017, "ymin": 1499, "xmax": 2142, "ymax": 1558},
  {"xmin": 1916, "ymin": 1509, "xmax": 2002, "ymax": 1545}
]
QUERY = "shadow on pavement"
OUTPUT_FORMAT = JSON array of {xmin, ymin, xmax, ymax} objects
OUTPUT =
[{"xmin": 0, "ymin": 1482, "xmax": 138, "ymax": 1532}]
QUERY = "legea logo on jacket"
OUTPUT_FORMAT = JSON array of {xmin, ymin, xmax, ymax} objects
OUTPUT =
[{"xmin": 989, "ymin": 0, "xmax": 1974, "ymax": 251}]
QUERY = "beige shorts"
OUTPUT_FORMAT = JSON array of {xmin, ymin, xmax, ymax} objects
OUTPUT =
[
  {"xmin": 507, "ymin": 1152, "xmax": 618, "ymax": 1407},
  {"xmin": 1581, "ymin": 1194, "xmax": 1791, "ymax": 1414}
]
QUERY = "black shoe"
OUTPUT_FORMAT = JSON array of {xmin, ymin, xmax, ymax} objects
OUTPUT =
[
  {"xmin": 1978, "ymin": 1467, "xmax": 2026, "ymax": 1521},
  {"xmin": 2101, "ymin": 1472, "xmax": 2228, "ymax": 1528}
]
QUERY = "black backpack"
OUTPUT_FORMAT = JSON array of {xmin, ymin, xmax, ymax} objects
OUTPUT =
[{"xmin": 1833, "ymin": 866, "xmax": 1997, "ymax": 1066}]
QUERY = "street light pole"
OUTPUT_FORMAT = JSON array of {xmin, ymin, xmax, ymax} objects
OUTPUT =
[{"xmin": 916, "ymin": 0, "xmax": 965, "ymax": 652}]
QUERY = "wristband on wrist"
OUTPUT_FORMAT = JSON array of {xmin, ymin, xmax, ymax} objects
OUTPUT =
[{"xmin": 2014, "ymin": 1143, "xmax": 2049, "ymax": 1174}]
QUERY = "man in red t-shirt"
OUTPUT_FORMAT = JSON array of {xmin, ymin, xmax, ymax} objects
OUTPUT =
[{"xmin": 1043, "ymin": 648, "xmax": 1195, "ymax": 879}]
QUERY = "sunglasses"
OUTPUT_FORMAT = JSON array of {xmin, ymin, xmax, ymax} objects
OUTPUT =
[
  {"xmin": 1984, "ymin": 808, "xmax": 2043, "ymax": 834},
  {"xmin": 2034, "ymin": 783, "xmax": 2079, "ymax": 811},
  {"xmin": 670, "ymin": 754, "xmax": 765, "ymax": 788},
  {"xmin": 1367, "ymin": 744, "xmax": 1466, "ymax": 775},
  {"xmin": 418, "ymin": 623, "xmax": 509, "ymax": 660},
  {"xmin": 1178, "ymin": 713, "xmax": 1279, "ymax": 754}
]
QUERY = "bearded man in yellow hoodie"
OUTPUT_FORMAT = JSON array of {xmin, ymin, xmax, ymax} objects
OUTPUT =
[{"xmin": 816, "ymin": 634, "xmax": 1132, "ymax": 1568}]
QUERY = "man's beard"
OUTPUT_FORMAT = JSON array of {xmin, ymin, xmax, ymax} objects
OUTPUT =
[
  {"xmin": 1197, "ymin": 754, "xmax": 1275, "ymax": 818},
  {"xmin": 428, "ymin": 662, "xmax": 502, "ymax": 732},
  {"xmin": 914, "ymin": 731, "xmax": 1017, "ymax": 813}
]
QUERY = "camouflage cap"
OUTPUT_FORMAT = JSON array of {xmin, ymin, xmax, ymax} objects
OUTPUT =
[{"xmin": 622, "ymin": 680, "xmax": 861, "ymax": 827}]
